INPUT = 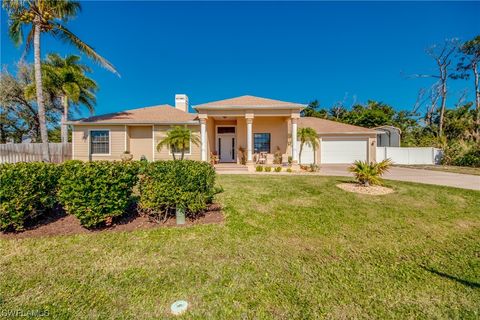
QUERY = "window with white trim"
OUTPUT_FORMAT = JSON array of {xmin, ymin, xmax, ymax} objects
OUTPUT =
[{"xmin": 90, "ymin": 130, "xmax": 109, "ymax": 154}]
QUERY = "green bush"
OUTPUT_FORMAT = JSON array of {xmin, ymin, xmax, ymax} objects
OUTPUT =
[
  {"xmin": 453, "ymin": 148, "xmax": 480, "ymax": 167},
  {"xmin": 0, "ymin": 162, "xmax": 60, "ymax": 231},
  {"xmin": 57, "ymin": 160, "xmax": 139, "ymax": 228},
  {"xmin": 255, "ymin": 166, "xmax": 263, "ymax": 172},
  {"xmin": 264, "ymin": 166, "xmax": 272, "ymax": 172},
  {"xmin": 139, "ymin": 160, "xmax": 219, "ymax": 221},
  {"xmin": 274, "ymin": 166, "xmax": 282, "ymax": 172},
  {"xmin": 286, "ymin": 168, "xmax": 293, "ymax": 173}
]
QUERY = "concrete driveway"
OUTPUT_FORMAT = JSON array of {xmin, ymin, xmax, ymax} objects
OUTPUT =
[{"xmin": 320, "ymin": 164, "xmax": 480, "ymax": 191}]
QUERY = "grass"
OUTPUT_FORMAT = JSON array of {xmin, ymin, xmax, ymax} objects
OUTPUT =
[
  {"xmin": 1, "ymin": 175, "xmax": 479, "ymax": 319},
  {"xmin": 394, "ymin": 164, "xmax": 480, "ymax": 176}
]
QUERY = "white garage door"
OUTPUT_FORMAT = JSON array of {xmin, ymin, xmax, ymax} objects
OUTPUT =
[{"xmin": 321, "ymin": 139, "xmax": 368, "ymax": 164}]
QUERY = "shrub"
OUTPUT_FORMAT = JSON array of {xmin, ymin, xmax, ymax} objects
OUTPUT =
[
  {"xmin": 274, "ymin": 166, "xmax": 282, "ymax": 172},
  {"xmin": 309, "ymin": 164, "xmax": 320, "ymax": 172},
  {"xmin": 349, "ymin": 159, "xmax": 393, "ymax": 186},
  {"xmin": 57, "ymin": 160, "xmax": 139, "ymax": 228},
  {"xmin": 256, "ymin": 166, "xmax": 263, "ymax": 172},
  {"xmin": 264, "ymin": 166, "xmax": 272, "ymax": 172},
  {"xmin": 286, "ymin": 168, "xmax": 293, "ymax": 173},
  {"xmin": 139, "ymin": 160, "xmax": 219, "ymax": 221},
  {"xmin": 0, "ymin": 162, "xmax": 60, "ymax": 231},
  {"xmin": 453, "ymin": 148, "xmax": 480, "ymax": 167}
]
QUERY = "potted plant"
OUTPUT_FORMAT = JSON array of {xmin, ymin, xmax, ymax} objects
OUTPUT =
[{"xmin": 121, "ymin": 151, "xmax": 133, "ymax": 161}]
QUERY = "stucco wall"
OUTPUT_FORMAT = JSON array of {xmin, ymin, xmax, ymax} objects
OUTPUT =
[{"xmin": 129, "ymin": 126, "xmax": 153, "ymax": 160}]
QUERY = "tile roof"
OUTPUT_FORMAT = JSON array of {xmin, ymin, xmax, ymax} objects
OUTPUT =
[
  {"xmin": 298, "ymin": 117, "xmax": 377, "ymax": 134},
  {"xmin": 194, "ymin": 95, "xmax": 305, "ymax": 109},
  {"xmin": 69, "ymin": 105, "xmax": 197, "ymax": 124}
]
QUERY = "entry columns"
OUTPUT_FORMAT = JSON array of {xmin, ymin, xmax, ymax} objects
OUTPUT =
[
  {"xmin": 246, "ymin": 116, "xmax": 254, "ymax": 163},
  {"xmin": 199, "ymin": 117, "xmax": 207, "ymax": 161},
  {"xmin": 291, "ymin": 117, "xmax": 298, "ymax": 163}
]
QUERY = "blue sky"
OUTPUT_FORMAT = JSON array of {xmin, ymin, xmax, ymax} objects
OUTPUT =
[{"xmin": 1, "ymin": 1, "xmax": 479, "ymax": 117}]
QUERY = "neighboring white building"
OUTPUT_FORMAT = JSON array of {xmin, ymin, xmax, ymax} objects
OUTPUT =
[{"xmin": 375, "ymin": 125, "xmax": 401, "ymax": 147}]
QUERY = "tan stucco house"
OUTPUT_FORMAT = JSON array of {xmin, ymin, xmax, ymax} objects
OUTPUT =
[{"xmin": 68, "ymin": 95, "xmax": 377, "ymax": 166}]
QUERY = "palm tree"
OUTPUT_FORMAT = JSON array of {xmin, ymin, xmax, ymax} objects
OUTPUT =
[
  {"xmin": 349, "ymin": 159, "xmax": 393, "ymax": 187},
  {"xmin": 27, "ymin": 54, "xmax": 97, "ymax": 143},
  {"xmin": 297, "ymin": 127, "xmax": 319, "ymax": 164},
  {"xmin": 157, "ymin": 126, "xmax": 200, "ymax": 160},
  {"xmin": 3, "ymin": 0, "xmax": 118, "ymax": 161}
]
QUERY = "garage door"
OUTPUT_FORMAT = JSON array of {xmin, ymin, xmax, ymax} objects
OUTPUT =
[{"xmin": 321, "ymin": 139, "xmax": 367, "ymax": 164}]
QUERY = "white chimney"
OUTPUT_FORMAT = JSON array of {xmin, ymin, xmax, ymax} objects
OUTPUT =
[{"xmin": 175, "ymin": 94, "xmax": 189, "ymax": 113}]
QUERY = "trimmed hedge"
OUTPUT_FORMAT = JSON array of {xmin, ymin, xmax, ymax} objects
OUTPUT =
[
  {"xmin": 139, "ymin": 160, "xmax": 219, "ymax": 221},
  {"xmin": 0, "ymin": 162, "xmax": 60, "ymax": 231},
  {"xmin": 57, "ymin": 160, "xmax": 139, "ymax": 228}
]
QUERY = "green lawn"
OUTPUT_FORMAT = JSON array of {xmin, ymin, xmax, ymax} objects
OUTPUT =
[
  {"xmin": 394, "ymin": 164, "xmax": 480, "ymax": 176},
  {"xmin": 1, "ymin": 175, "xmax": 479, "ymax": 319}
]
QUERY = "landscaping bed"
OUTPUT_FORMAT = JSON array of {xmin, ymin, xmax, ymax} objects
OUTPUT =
[{"xmin": 0, "ymin": 204, "xmax": 223, "ymax": 240}]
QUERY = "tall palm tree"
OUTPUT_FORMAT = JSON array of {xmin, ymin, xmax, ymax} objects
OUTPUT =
[
  {"xmin": 3, "ymin": 0, "xmax": 118, "ymax": 161},
  {"xmin": 297, "ymin": 127, "xmax": 319, "ymax": 164},
  {"xmin": 27, "ymin": 54, "xmax": 97, "ymax": 143},
  {"xmin": 157, "ymin": 126, "xmax": 201, "ymax": 160}
]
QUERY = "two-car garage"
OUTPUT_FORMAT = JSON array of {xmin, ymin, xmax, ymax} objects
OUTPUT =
[
  {"xmin": 297, "ymin": 117, "xmax": 376, "ymax": 165},
  {"xmin": 320, "ymin": 138, "xmax": 368, "ymax": 164}
]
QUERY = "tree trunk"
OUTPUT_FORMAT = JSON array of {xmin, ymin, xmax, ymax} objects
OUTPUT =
[
  {"xmin": 181, "ymin": 142, "xmax": 185, "ymax": 160},
  {"xmin": 33, "ymin": 21, "xmax": 50, "ymax": 162},
  {"xmin": 438, "ymin": 67, "xmax": 448, "ymax": 137},
  {"xmin": 61, "ymin": 95, "xmax": 69, "ymax": 143},
  {"xmin": 299, "ymin": 142, "xmax": 303, "ymax": 164},
  {"xmin": 473, "ymin": 61, "xmax": 480, "ymax": 142},
  {"xmin": 171, "ymin": 144, "xmax": 176, "ymax": 160}
]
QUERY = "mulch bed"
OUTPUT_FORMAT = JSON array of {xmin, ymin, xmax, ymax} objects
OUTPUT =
[
  {"xmin": 337, "ymin": 182, "xmax": 395, "ymax": 195},
  {"xmin": 0, "ymin": 204, "xmax": 224, "ymax": 240}
]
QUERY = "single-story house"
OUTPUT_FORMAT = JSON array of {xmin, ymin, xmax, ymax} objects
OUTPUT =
[
  {"xmin": 375, "ymin": 125, "xmax": 401, "ymax": 147},
  {"xmin": 68, "ymin": 95, "xmax": 377, "ymax": 166}
]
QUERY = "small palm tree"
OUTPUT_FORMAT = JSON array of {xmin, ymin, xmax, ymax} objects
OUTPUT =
[
  {"xmin": 3, "ymin": 0, "xmax": 118, "ymax": 161},
  {"xmin": 297, "ymin": 127, "xmax": 319, "ymax": 164},
  {"xmin": 25, "ymin": 54, "xmax": 97, "ymax": 143},
  {"xmin": 349, "ymin": 159, "xmax": 393, "ymax": 187},
  {"xmin": 157, "ymin": 126, "xmax": 200, "ymax": 160}
]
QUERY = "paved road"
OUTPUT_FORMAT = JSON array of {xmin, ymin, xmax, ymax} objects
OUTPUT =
[{"xmin": 320, "ymin": 164, "xmax": 480, "ymax": 191}]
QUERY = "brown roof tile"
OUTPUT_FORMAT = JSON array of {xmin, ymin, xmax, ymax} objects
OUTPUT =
[
  {"xmin": 69, "ymin": 105, "xmax": 197, "ymax": 124},
  {"xmin": 298, "ymin": 117, "xmax": 377, "ymax": 134},
  {"xmin": 194, "ymin": 95, "xmax": 305, "ymax": 109}
]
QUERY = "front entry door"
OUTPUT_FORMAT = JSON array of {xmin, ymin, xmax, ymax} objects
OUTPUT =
[{"xmin": 218, "ymin": 135, "xmax": 236, "ymax": 162}]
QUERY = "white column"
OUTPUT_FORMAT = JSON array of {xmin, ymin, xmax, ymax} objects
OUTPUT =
[
  {"xmin": 291, "ymin": 118, "xmax": 298, "ymax": 163},
  {"xmin": 200, "ymin": 119, "xmax": 207, "ymax": 161},
  {"xmin": 246, "ymin": 118, "xmax": 253, "ymax": 162}
]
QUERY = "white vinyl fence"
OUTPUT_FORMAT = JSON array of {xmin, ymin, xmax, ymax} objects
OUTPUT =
[
  {"xmin": 0, "ymin": 143, "xmax": 72, "ymax": 164},
  {"xmin": 376, "ymin": 147, "xmax": 443, "ymax": 165}
]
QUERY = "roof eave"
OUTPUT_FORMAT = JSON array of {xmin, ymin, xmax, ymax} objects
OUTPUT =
[
  {"xmin": 67, "ymin": 120, "xmax": 199, "ymax": 125},
  {"xmin": 194, "ymin": 105, "xmax": 306, "ymax": 111}
]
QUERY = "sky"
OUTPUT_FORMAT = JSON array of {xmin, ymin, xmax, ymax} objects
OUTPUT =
[{"xmin": 1, "ymin": 1, "xmax": 479, "ymax": 118}]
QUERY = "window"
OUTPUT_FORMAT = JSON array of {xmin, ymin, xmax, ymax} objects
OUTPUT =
[
  {"xmin": 254, "ymin": 133, "xmax": 271, "ymax": 153},
  {"xmin": 90, "ymin": 130, "xmax": 109, "ymax": 154},
  {"xmin": 217, "ymin": 126, "xmax": 236, "ymax": 134}
]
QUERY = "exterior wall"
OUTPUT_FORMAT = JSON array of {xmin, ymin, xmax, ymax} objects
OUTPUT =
[
  {"xmin": 129, "ymin": 125, "xmax": 153, "ymax": 160},
  {"xmin": 252, "ymin": 117, "xmax": 289, "ymax": 155},
  {"xmin": 153, "ymin": 125, "xmax": 201, "ymax": 161},
  {"xmin": 72, "ymin": 125, "xmax": 126, "ymax": 161}
]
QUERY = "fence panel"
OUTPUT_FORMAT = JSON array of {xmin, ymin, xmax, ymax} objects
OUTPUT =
[
  {"xmin": 376, "ymin": 147, "xmax": 442, "ymax": 165},
  {"xmin": 0, "ymin": 143, "xmax": 72, "ymax": 164}
]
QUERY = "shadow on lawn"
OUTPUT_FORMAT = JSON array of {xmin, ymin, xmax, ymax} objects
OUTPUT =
[{"xmin": 420, "ymin": 265, "xmax": 480, "ymax": 288}]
